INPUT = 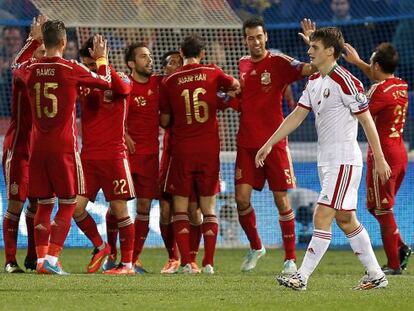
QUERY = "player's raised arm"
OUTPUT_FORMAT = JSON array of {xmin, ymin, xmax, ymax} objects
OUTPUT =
[
  {"xmin": 110, "ymin": 69, "xmax": 131, "ymax": 96},
  {"xmin": 343, "ymin": 43, "xmax": 373, "ymax": 80},
  {"xmin": 298, "ymin": 18, "xmax": 318, "ymax": 76},
  {"xmin": 356, "ymin": 110, "xmax": 391, "ymax": 184},
  {"xmin": 255, "ymin": 105, "xmax": 309, "ymax": 167},
  {"xmin": 12, "ymin": 15, "xmax": 47, "ymax": 68}
]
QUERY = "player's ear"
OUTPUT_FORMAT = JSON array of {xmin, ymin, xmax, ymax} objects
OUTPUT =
[
  {"xmin": 264, "ymin": 31, "xmax": 268, "ymax": 43},
  {"xmin": 127, "ymin": 61, "xmax": 135, "ymax": 71},
  {"xmin": 179, "ymin": 48, "xmax": 184, "ymax": 59},
  {"xmin": 200, "ymin": 49, "xmax": 206, "ymax": 60}
]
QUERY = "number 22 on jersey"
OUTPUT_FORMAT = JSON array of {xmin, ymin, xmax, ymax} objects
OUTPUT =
[{"xmin": 33, "ymin": 82, "xmax": 58, "ymax": 118}]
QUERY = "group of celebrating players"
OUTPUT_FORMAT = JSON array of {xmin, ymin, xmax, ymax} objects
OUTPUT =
[{"xmin": 2, "ymin": 14, "xmax": 411, "ymax": 291}]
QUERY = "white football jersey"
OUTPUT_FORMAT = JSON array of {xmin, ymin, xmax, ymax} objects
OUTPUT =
[{"xmin": 298, "ymin": 64, "xmax": 368, "ymax": 166}]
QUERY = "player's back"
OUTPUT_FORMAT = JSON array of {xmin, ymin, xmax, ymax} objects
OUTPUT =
[
  {"xmin": 161, "ymin": 63, "xmax": 233, "ymax": 154},
  {"xmin": 367, "ymin": 77, "xmax": 408, "ymax": 150},
  {"xmin": 26, "ymin": 56, "xmax": 110, "ymax": 153}
]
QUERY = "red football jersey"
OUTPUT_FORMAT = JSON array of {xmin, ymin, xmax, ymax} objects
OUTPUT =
[
  {"xmin": 367, "ymin": 76, "xmax": 409, "ymax": 164},
  {"xmin": 237, "ymin": 51, "xmax": 304, "ymax": 148},
  {"xmin": 79, "ymin": 67, "xmax": 131, "ymax": 160},
  {"xmin": 24, "ymin": 57, "xmax": 111, "ymax": 153},
  {"xmin": 3, "ymin": 39, "xmax": 41, "ymax": 155},
  {"xmin": 160, "ymin": 63, "xmax": 234, "ymax": 154},
  {"xmin": 127, "ymin": 74, "xmax": 162, "ymax": 155}
]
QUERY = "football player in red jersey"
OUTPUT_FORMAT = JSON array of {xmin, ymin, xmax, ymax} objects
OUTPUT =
[
  {"xmin": 24, "ymin": 20, "xmax": 111, "ymax": 275},
  {"xmin": 72, "ymin": 37, "xmax": 136, "ymax": 275},
  {"xmin": 236, "ymin": 17, "xmax": 316, "ymax": 273},
  {"xmin": 122, "ymin": 42, "xmax": 162, "ymax": 273},
  {"xmin": 2, "ymin": 15, "xmax": 46, "ymax": 273},
  {"xmin": 160, "ymin": 34, "xmax": 240, "ymax": 274},
  {"xmin": 344, "ymin": 42, "xmax": 411, "ymax": 274}
]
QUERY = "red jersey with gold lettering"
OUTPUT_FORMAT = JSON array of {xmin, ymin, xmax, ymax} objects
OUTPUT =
[
  {"xmin": 160, "ymin": 63, "xmax": 234, "ymax": 154},
  {"xmin": 237, "ymin": 51, "xmax": 304, "ymax": 148},
  {"xmin": 127, "ymin": 74, "xmax": 162, "ymax": 155},
  {"xmin": 24, "ymin": 57, "xmax": 111, "ymax": 153},
  {"xmin": 79, "ymin": 67, "xmax": 131, "ymax": 160},
  {"xmin": 367, "ymin": 77, "xmax": 408, "ymax": 164},
  {"xmin": 3, "ymin": 39, "xmax": 41, "ymax": 155}
]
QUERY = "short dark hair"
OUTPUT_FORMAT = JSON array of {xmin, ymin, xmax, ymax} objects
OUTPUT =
[
  {"xmin": 161, "ymin": 50, "xmax": 181, "ymax": 68},
  {"xmin": 242, "ymin": 17, "xmax": 267, "ymax": 37},
  {"xmin": 124, "ymin": 42, "xmax": 148, "ymax": 70},
  {"xmin": 42, "ymin": 20, "xmax": 66, "ymax": 49},
  {"xmin": 372, "ymin": 43, "xmax": 399, "ymax": 74},
  {"xmin": 79, "ymin": 36, "xmax": 94, "ymax": 58},
  {"xmin": 309, "ymin": 27, "xmax": 344, "ymax": 59},
  {"xmin": 180, "ymin": 34, "xmax": 205, "ymax": 59}
]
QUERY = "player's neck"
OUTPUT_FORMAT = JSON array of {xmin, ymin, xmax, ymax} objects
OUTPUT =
[
  {"xmin": 45, "ymin": 48, "xmax": 63, "ymax": 58},
  {"xmin": 376, "ymin": 72, "xmax": 394, "ymax": 82},
  {"xmin": 132, "ymin": 71, "xmax": 149, "ymax": 83},
  {"xmin": 184, "ymin": 58, "xmax": 200, "ymax": 65},
  {"xmin": 250, "ymin": 50, "xmax": 268, "ymax": 63},
  {"xmin": 318, "ymin": 60, "xmax": 337, "ymax": 77}
]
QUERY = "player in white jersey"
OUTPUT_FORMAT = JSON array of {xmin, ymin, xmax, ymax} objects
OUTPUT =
[{"xmin": 256, "ymin": 27, "xmax": 391, "ymax": 291}]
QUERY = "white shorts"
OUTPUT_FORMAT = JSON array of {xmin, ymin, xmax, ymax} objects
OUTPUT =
[{"xmin": 317, "ymin": 164, "xmax": 362, "ymax": 211}]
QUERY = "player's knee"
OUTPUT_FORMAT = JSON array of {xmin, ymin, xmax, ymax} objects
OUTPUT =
[
  {"xmin": 136, "ymin": 198, "xmax": 151, "ymax": 214},
  {"xmin": 160, "ymin": 206, "xmax": 171, "ymax": 224},
  {"xmin": 235, "ymin": 193, "xmax": 250, "ymax": 210},
  {"xmin": 189, "ymin": 208, "xmax": 202, "ymax": 224},
  {"xmin": 7, "ymin": 200, "xmax": 24, "ymax": 214},
  {"xmin": 273, "ymin": 192, "xmax": 290, "ymax": 212}
]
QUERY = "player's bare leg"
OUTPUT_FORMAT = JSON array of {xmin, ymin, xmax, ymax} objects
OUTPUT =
[
  {"xmin": 103, "ymin": 200, "xmax": 135, "ymax": 275},
  {"xmin": 132, "ymin": 198, "xmax": 151, "ymax": 273},
  {"xmin": 73, "ymin": 195, "xmax": 110, "ymax": 273},
  {"xmin": 3, "ymin": 200, "xmax": 25, "ymax": 273},
  {"xmin": 273, "ymin": 191, "xmax": 297, "ymax": 274},
  {"xmin": 159, "ymin": 198, "xmax": 180, "ymax": 273},
  {"xmin": 236, "ymin": 184, "xmax": 265, "ymax": 272},
  {"xmin": 335, "ymin": 210, "xmax": 387, "ymax": 290},
  {"xmin": 188, "ymin": 202, "xmax": 202, "ymax": 273},
  {"xmin": 173, "ymin": 195, "xmax": 192, "ymax": 273},
  {"xmin": 199, "ymin": 195, "xmax": 218, "ymax": 274}
]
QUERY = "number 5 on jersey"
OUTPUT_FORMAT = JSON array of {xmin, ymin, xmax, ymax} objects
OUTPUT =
[
  {"xmin": 181, "ymin": 88, "xmax": 209, "ymax": 124},
  {"xmin": 34, "ymin": 82, "xmax": 58, "ymax": 118}
]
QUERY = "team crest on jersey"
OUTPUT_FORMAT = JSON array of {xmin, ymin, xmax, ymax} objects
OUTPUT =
[
  {"xmin": 235, "ymin": 168, "xmax": 242, "ymax": 180},
  {"xmin": 323, "ymin": 88, "xmax": 330, "ymax": 98},
  {"xmin": 261, "ymin": 71, "xmax": 271, "ymax": 85},
  {"xmin": 10, "ymin": 182, "xmax": 18, "ymax": 196}
]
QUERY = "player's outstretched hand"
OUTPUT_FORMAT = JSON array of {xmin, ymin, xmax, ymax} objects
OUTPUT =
[
  {"xmin": 342, "ymin": 43, "xmax": 361, "ymax": 65},
  {"xmin": 30, "ymin": 15, "xmax": 48, "ymax": 42},
  {"xmin": 299, "ymin": 18, "xmax": 316, "ymax": 45},
  {"xmin": 89, "ymin": 34, "xmax": 108, "ymax": 60},
  {"xmin": 255, "ymin": 144, "xmax": 272, "ymax": 168},
  {"xmin": 375, "ymin": 158, "xmax": 392, "ymax": 185},
  {"xmin": 125, "ymin": 133, "xmax": 136, "ymax": 154}
]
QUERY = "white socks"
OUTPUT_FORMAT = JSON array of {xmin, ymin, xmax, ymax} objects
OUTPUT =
[
  {"xmin": 298, "ymin": 229, "xmax": 332, "ymax": 281},
  {"xmin": 347, "ymin": 224, "xmax": 383, "ymax": 278}
]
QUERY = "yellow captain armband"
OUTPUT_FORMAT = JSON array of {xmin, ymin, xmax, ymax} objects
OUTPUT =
[{"xmin": 96, "ymin": 56, "xmax": 108, "ymax": 68}]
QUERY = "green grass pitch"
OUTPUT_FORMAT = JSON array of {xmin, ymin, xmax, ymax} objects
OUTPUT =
[{"xmin": 0, "ymin": 248, "xmax": 413, "ymax": 311}]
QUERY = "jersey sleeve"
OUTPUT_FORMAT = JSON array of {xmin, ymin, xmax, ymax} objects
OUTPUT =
[
  {"xmin": 214, "ymin": 65, "xmax": 235, "ymax": 90},
  {"xmin": 338, "ymin": 79, "xmax": 368, "ymax": 115},
  {"xmin": 367, "ymin": 84, "xmax": 387, "ymax": 117},
  {"xmin": 11, "ymin": 38, "xmax": 41, "ymax": 70},
  {"xmin": 216, "ymin": 91, "xmax": 240, "ymax": 111},
  {"xmin": 297, "ymin": 82, "xmax": 312, "ymax": 111},
  {"xmin": 109, "ymin": 67, "xmax": 131, "ymax": 96},
  {"xmin": 274, "ymin": 54, "xmax": 304, "ymax": 84},
  {"xmin": 71, "ymin": 61, "xmax": 111, "ymax": 90},
  {"xmin": 159, "ymin": 80, "xmax": 171, "ymax": 114}
]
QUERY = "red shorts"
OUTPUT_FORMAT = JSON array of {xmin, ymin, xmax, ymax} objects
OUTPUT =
[
  {"xmin": 129, "ymin": 153, "xmax": 159, "ymax": 199},
  {"xmin": 82, "ymin": 157, "xmax": 135, "ymax": 202},
  {"xmin": 166, "ymin": 152, "xmax": 219, "ymax": 197},
  {"xmin": 28, "ymin": 151, "xmax": 85, "ymax": 198},
  {"xmin": 2, "ymin": 150, "xmax": 29, "ymax": 202},
  {"xmin": 366, "ymin": 156, "xmax": 407, "ymax": 210},
  {"xmin": 235, "ymin": 145, "xmax": 296, "ymax": 191}
]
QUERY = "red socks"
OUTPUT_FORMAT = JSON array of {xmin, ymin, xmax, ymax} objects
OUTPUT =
[
  {"xmin": 190, "ymin": 222, "xmax": 202, "ymax": 262},
  {"xmin": 3, "ymin": 210, "xmax": 20, "ymax": 263},
  {"xmin": 173, "ymin": 212, "xmax": 191, "ymax": 265},
  {"xmin": 202, "ymin": 215, "xmax": 218, "ymax": 267},
  {"xmin": 74, "ymin": 211, "xmax": 103, "ymax": 248},
  {"xmin": 238, "ymin": 205, "xmax": 262, "ymax": 250},
  {"xmin": 117, "ymin": 216, "xmax": 134, "ymax": 264},
  {"xmin": 132, "ymin": 213, "xmax": 150, "ymax": 263},
  {"xmin": 279, "ymin": 209, "xmax": 296, "ymax": 261},
  {"xmin": 160, "ymin": 222, "xmax": 178, "ymax": 260},
  {"xmin": 34, "ymin": 198, "xmax": 54, "ymax": 259},
  {"xmin": 106, "ymin": 210, "xmax": 118, "ymax": 256}
]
